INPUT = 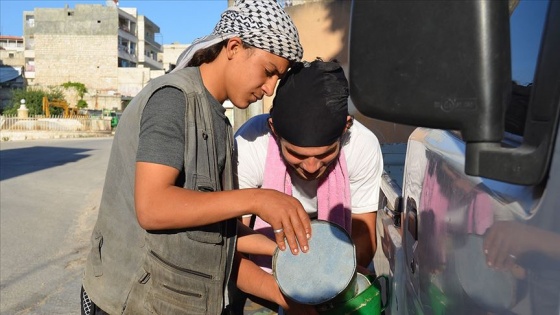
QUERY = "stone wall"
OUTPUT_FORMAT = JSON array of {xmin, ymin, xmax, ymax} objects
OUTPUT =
[{"xmin": 33, "ymin": 34, "xmax": 118, "ymax": 91}]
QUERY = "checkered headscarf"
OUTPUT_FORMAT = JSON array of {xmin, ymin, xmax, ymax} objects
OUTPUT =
[{"xmin": 172, "ymin": 0, "xmax": 303, "ymax": 72}]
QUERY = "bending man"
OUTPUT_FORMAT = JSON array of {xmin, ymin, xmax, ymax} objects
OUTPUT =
[{"xmin": 236, "ymin": 59, "xmax": 383, "ymax": 274}]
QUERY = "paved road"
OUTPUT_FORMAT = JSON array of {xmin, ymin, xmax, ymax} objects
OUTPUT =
[{"xmin": 0, "ymin": 138, "xmax": 113, "ymax": 315}]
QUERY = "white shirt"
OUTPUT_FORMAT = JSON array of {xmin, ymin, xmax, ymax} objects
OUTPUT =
[{"xmin": 235, "ymin": 114, "xmax": 383, "ymax": 217}]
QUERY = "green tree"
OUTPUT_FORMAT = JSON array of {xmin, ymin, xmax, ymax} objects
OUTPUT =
[
  {"xmin": 4, "ymin": 87, "xmax": 65, "ymax": 116},
  {"xmin": 62, "ymin": 81, "xmax": 88, "ymax": 109},
  {"xmin": 76, "ymin": 99, "xmax": 88, "ymax": 109}
]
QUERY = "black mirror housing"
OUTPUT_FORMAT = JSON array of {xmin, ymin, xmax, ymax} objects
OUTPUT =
[
  {"xmin": 350, "ymin": 0, "xmax": 560, "ymax": 185},
  {"xmin": 350, "ymin": 0, "xmax": 511, "ymax": 143}
]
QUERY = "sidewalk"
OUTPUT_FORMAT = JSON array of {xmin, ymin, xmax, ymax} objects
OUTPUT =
[{"xmin": 0, "ymin": 130, "xmax": 114, "ymax": 141}]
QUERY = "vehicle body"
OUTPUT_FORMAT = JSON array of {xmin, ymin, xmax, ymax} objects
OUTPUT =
[
  {"xmin": 349, "ymin": 0, "xmax": 560, "ymax": 314},
  {"xmin": 109, "ymin": 111, "xmax": 121, "ymax": 128}
]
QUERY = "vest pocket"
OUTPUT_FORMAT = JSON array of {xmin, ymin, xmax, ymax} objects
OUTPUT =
[
  {"xmin": 184, "ymin": 174, "xmax": 224, "ymax": 244},
  {"xmin": 185, "ymin": 222, "xmax": 224, "ymax": 244},
  {"xmin": 194, "ymin": 174, "xmax": 215, "ymax": 193},
  {"xmin": 144, "ymin": 250, "xmax": 210, "ymax": 314},
  {"xmin": 89, "ymin": 230, "xmax": 103, "ymax": 277}
]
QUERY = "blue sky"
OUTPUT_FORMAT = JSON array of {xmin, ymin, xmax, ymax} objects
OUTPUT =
[
  {"xmin": 0, "ymin": 0, "xmax": 549, "ymax": 85},
  {"xmin": 510, "ymin": 0, "xmax": 549, "ymax": 85},
  {"xmin": 0, "ymin": 0, "xmax": 228, "ymax": 44}
]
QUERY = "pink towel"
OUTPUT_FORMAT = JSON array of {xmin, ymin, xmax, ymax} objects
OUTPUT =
[
  {"xmin": 251, "ymin": 134, "xmax": 351, "ymax": 271},
  {"xmin": 467, "ymin": 192, "xmax": 493, "ymax": 235}
]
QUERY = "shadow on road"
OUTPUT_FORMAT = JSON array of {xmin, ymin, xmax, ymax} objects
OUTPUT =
[{"xmin": 0, "ymin": 146, "xmax": 94, "ymax": 181}]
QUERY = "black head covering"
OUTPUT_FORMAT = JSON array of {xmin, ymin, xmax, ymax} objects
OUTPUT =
[{"xmin": 271, "ymin": 59, "xmax": 349, "ymax": 147}]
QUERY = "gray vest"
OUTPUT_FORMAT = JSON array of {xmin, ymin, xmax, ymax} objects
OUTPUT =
[{"xmin": 82, "ymin": 68, "xmax": 236, "ymax": 315}]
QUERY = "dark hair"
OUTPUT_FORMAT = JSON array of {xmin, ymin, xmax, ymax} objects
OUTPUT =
[
  {"xmin": 187, "ymin": 39, "xmax": 253, "ymax": 67},
  {"xmin": 187, "ymin": 40, "xmax": 227, "ymax": 67}
]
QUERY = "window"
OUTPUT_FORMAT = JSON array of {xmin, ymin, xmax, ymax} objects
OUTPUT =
[{"xmin": 25, "ymin": 15, "xmax": 35, "ymax": 27}]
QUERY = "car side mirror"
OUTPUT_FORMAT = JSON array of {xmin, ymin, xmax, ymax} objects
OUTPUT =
[{"xmin": 350, "ymin": 0, "xmax": 560, "ymax": 185}]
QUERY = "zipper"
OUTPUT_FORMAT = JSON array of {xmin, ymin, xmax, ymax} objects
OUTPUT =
[{"xmin": 162, "ymin": 284, "xmax": 203, "ymax": 298}]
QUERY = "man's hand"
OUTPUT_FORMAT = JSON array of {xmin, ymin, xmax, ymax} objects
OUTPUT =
[
  {"xmin": 483, "ymin": 220, "xmax": 533, "ymax": 270},
  {"xmin": 251, "ymin": 189, "xmax": 312, "ymax": 255},
  {"xmin": 484, "ymin": 220, "xmax": 560, "ymax": 270}
]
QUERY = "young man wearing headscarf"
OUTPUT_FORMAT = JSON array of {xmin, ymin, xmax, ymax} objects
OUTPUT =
[
  {"xmin": 235, "ymin": 59, "xmax": 383, "ymax": 286},
  {"xmin": 80, "ymin": 1, "xmax": 316, "ymax": 314}
]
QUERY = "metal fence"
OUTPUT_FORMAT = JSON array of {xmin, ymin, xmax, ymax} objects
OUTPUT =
[{"xmin": 0, "ymin": 115, "xmax": 112, "ymax": 132}]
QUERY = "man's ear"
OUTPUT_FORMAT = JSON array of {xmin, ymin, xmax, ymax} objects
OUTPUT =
[
  {"xmin": 343, "ymin": 115, "xmax": 354, "ymax": 133},
  {"xmin": 267, "ymin": 117, "xmax": 278, "ymax": 135},
  {"xmin": 226, "ymin": 37, "xmax": 243, "ymax": 59}
]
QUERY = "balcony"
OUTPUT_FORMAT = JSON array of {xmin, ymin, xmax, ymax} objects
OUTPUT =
[
  {"xmin": 118, "ymin": 48, "xmax": 137, "ymax": 63},
  {"xmin": 141, "ymin": 55, "xmax": 162, "ymax": 70},
  {"xmin": 144, "ymin": 37, "xmax": 161, "ymax": 51},
  {"xmin": 118, "ymin": 24, "xmax": 135, "ymax": 36}
]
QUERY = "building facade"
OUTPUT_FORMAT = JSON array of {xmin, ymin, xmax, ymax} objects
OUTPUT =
[
  {"xmin": 22, "ymin": 2, "xmax": 164, "ymax": 110},
  {"xmin": 0, "ymin": 36, "xmax": 25, "ymax": 68},
  {"xmin": 0, "ymin": 36, "xmax": 26, "ymax": 111},
  {"xmin": 160, "ymin": 42, "xmax": 190, "ymax": 73}
]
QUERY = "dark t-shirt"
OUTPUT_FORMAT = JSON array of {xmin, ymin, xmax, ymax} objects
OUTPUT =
[{"xmin": 137, "ymin": 86, "xmax": 229, "ymax": 187}]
